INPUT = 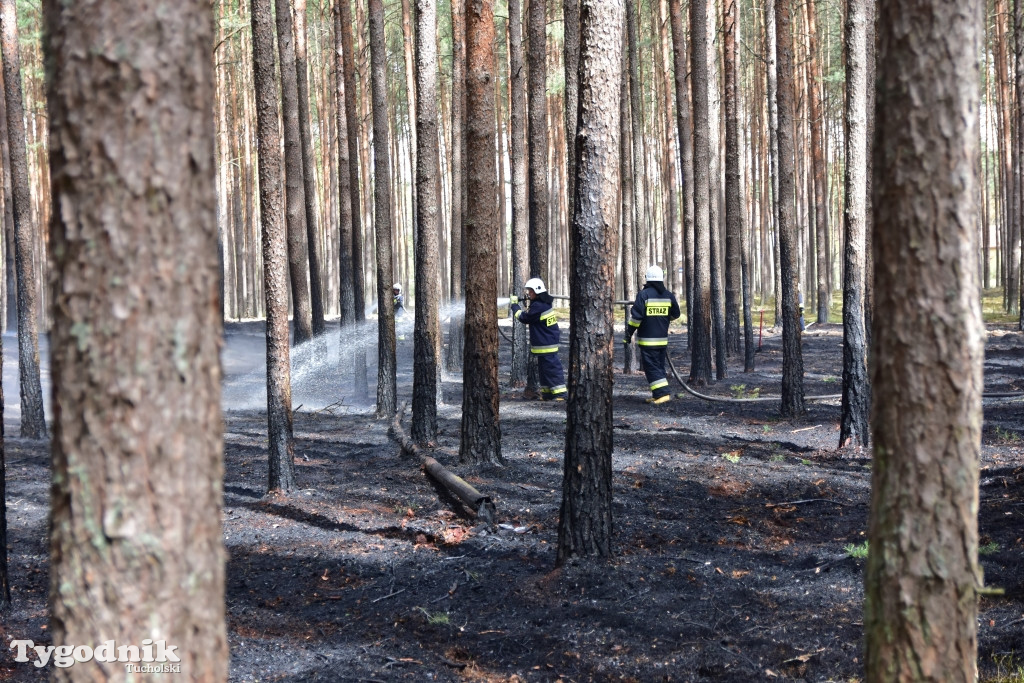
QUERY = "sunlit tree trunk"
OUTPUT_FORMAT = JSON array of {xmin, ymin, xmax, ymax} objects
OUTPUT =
[
  {"xmin": 508, "ymin": 0, "xmax": 530, "ymax": 386},
  {"xmin": 839, "ymin": 0, "xmax": 870, "ymax": 449},
  {"xmin": 668, "ymin": 0, "xmax": 694, "ymax": 342},
  {"xmin": 460, "ymin": 0, "xmax": 502, "ymax": 466},
  {"xmin": 774, "ymin": 0, "xmax": 804, "ymax": 416},
  {"xmin": 275, "ymin": 0, "xmax": 314, "ymax": 344},
  {"xmin": 369, "ymin": 0, "xmax": 397, "ymax": 418},
  {"xmin": 558, "ymin": 0, "xmax": 623, "ymax": 564},
  {"xmin": 527, "ymin": 0, "xmax": 548, "ymax": 282},
  {"xmin": 865, "ymin": 1, "xmax": 983, "ymax": 677},
  {"xmin": 688, "ymin": 0, "xmax": 713, "ymax": 386},
  {"xmin": 0, "ymin": 0, "xmax": 46, "ymax": 439},
  {"xmin": 446, "ymin": 0, "xmax": 466, "ymax": 373},
  {"xmin": 723, "ymin": 0, "xmax": 742, "ymax": 356},
  {"xmin": 44, "ymin": 0, "xmax": 227, "ymax": 675},
  {"xmin": 412, "ymin": 0, "xmax": 441, "ymax": 443}
]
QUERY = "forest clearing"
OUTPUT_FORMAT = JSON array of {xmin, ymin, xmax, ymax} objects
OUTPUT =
[{"xmin": 3, "ymin": 320, "xmax": 1023, "ymax": 681}]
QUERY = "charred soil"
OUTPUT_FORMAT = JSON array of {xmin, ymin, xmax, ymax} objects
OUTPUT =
[{"xmin": 2, "ymin": 321, "xmax": 1023, "ymax": 681}]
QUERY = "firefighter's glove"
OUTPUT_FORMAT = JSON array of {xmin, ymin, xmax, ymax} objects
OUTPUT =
[
  {"xmin": 510, "ymin": 303, "xmax": 521, "ymax": 315},
  {"xmin": 509, "ymin": 295, "xmax": 518, "ymax": 305},
  {"xmin": 622, "ymin": 335, "xmax": 632, "ymax": 345}
]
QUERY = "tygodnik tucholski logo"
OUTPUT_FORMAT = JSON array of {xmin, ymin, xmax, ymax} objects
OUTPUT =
[{"xmin": 10, "ymin": 639, "xmax": 181, "ymax": 673}]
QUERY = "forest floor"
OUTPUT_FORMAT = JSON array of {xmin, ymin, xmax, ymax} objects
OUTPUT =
[{"xmin": 2, "ymin": 319, "xmax": 1023, "ymax": 682}]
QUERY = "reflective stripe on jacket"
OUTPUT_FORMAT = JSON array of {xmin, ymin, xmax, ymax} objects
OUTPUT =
[
  {"xmin": 629, "ymin": 283, "xmax": 680, "ymax": 347},
  {"xmin": 514, "ymin": 298, "xmax": 561, "ymax": 352}
]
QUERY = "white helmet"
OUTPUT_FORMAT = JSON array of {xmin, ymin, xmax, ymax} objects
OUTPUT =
[
  {"xmin": 392, "ymin": 283, "xmax": 402, "ymax": 293},
  {"xmin": 645, "ymin": 265, "xmax": 664, "ymax": 282},
  {"xmin": 524, "ymin": 277, "xmax": 546, "ymax": 294}
]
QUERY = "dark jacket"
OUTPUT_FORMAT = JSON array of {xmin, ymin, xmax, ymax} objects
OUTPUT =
[
  {"xmin": 627, "ymin": 282, "xmax": 680, "ymax": 347},
  {"xmin": 513, "ymin": 293, "xmax": 560, "ymax": 353}
]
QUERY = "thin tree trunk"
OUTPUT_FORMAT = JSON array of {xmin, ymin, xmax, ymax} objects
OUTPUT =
[
  {"xmin": 338, "ymin": 0, "xmax": 368, "ymax": 398},
  {"xmin": 335, "ymin": 0, "xmax": 357, "ymax": 332},
  {"xmin": 508, "ymin": 0, "xmax": 530, "ymax": 386},
  {"xmin": 564, "ymin": 0, "xmax": 580, "ymax": 220},
  {"xmin": 460, "ymin": 0, "xmax": 502, "ymax": 466},
  {"xmin": 0, "ymin": 62, "xmax": 15, "ymax": 335},
  {"xmin": 0, "ymin": 0, "xmax": 46, "ymax": 439},
  {"xmin": 446, "ymin": 0, "xmax": 466, "ymax": 373},
  {"xmin": 839, "ymin": 0, "xmax": 870, "ymax": 449},
  {"xmin": 723, "ymin": 0, "xmax": 742, "ymax": 356},
  {"xmin": 293, "ymin": 0, "xmax": 326, "ymax": 335},
  {"xmin": 866, "ymin": 0, "xmax": 983, "ymax": 676},
  {"xmin": 688, "ymin": 0, "xmax": 713, "ymax": 386},
  {"xmin": 528, "ymin": 0, "xmax": 549, "ymax": 282},
  {"xmin": 668, "ymin": 0, "xmax": 694, "ymax": 343},
  {"xmin": 626, "ymin": 0, "xmax": 647, "ymax": 285},
  {"xmin": 558, "ymin": 0, "xmax": 623, "ymax": 565},
  {"xmin": 804, "ymin": 0, "xmax": 830, "ymax": 323},
  {"xmin": 412, "ymin": 0, "xmax": 441, "ymax": 444},
  {"xmin": 1017, "ymin": 0, "xmax": 1024, "ymax": 328},
  {"xmin": 275, "ymin": 0, "xmax": 314, "ymax": 344},
  {"xmin": 369, "ymin": 0, "xmax": 398, "ymax": 418},
  {"xmin": 766, "ymin": 0, "xmax": 782, "ymax": 326},
  {"xmin": 44, "ymin": 2, "xmax": 227, "ymax": 674},
  {"xmin": 774, "ymin": 0, "xmax": 804, "ymax": 416},
  {"xmin": 620, "ymin": 34, "xmax": 637, "ymax": 375}
]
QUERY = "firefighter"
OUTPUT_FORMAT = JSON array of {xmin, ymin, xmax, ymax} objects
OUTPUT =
[
  {"xmin": 623, "ymin": 265, "xmax": 680, "ymax": 404},
  {"xmin": 392, "ymin": 283, "xmax": 406, "ymax": 318},
  {"xmin": 510, "ymin": 277, "xmax": 566, "ymax": 401}
]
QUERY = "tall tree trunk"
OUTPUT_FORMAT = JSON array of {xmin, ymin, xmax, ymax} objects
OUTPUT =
[
  {"xmin": 564, "ymin": 0, "xmax": 580, "ymax": 220},
  {"xmin": 839, "ymin": 0, "xmax": 870, "ymax": 449},
  {"xmin": 774, "ymin": 0, "xmax": 804, "ymax": 416},
  {"xmin": 804, "ymin": 0, "xmax": 830, "ymax": 324},
  {"xmin": 369, "ymin": 0, "xmax": 398, "ymax": 418},
  {"xmin": 527, "ymin": 0, "xmax": 548, "ymax": 282},
  {"xmin": 509, "ymin": 0, "xmax": 530, "ymax": 386},
  {"xmin": 412, "ymin": 0, "xmax": 441, "ymax": 444},
  {"xmin": 293, "ymin": 0, "xmax": 326, "ymax": 335},
  {"xmin": 335, "ymin": 0, "xmax": 356, "ymax": 333},
  {"xmin": 251, "ymin": 0, "xmax": 297, "ymax": 492},
  {"xmin": 275, "ymin": 0, "xmax": 314, "ymax": 344},
  {"xmin": 620, "ymin": 35, "xmax": 638, "ymax": 374},
  {"xmin": 625, "ymin": 0, "xmax": 647, "ymax": 285},
  {"xmin": 1017, "ymin": 0, "xmax": 1024, "ymax": 328},
  {"xmin": 339, "ymin": 0, "xmax": 368, "ymax": 399},
  {"xmin": 688, "ymin": 0, "xmax": 713, "ymax": 386},
  {"xmin": 446, "ymin": 0, "xmax": 466, "ymax": 373},
  {"xmin": 0, "ymin": 0, "xmax": 46, "ymax": 439},
  {"xmin": 558, "ymin": 0, "xmax": 623, "ymax": 564},
  {"xmin": 865, "ymin": 1, "xmax": 983, "ymax": 676},
  {"xmin": 723, "ymin": 0, "xmax": 742, "ymax": 356},
  {"xmin": 0, "ymin": 63, "xmax": 14, "ymax": 334},
  {"xmin": 766, "ymin": 0, "xmax": 782, "ymax": 326},
  {"xmin": 707, "ymin": 0, "xmax": 726, "ymax": 380},
  {"xmin": 460, "ymin": 0, "xmax": 502, "ymax": 466},
  {"xmin": 44, "ymin": 0, "xmax": 227, "ymax": 676},
  {"xmin": 668, "ymin": 0, "xmax": 694, "ymax": 343}
]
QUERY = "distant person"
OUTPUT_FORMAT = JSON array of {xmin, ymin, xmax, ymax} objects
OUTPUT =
[
  {"xmin": 510, "ymin": 278, "xmax": 566, "ymax": 401},
  {"xmin": 623, "ymin": 265, "xmax": 680, "ymax": 405},
  {"xmin": 393, "ymin": 283, "xmax": 406, "ymax": 319},
  {"xmin": 797, "ymin": 284, "xmax": 805, "ymax": 331}
]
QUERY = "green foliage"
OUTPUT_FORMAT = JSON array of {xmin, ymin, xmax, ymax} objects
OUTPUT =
[
  {"xmin": 979, "ymin": 541, "xmax": 1000, "ymax": 556},
  {"xmin": 988, "ymin": 652, "xmax": 1024, "ymax": 683},
  {"xmin": 730, "ymin": 384, "xmax": 761, "ymax": 399},
  {"xmin": 844, "ymin": 541, "xmax": 869, "ymax": 559},
  {"xmin": 995, "ymin": 426, "xmax": 1021, "ymax": 444},
  {"xmin": 416, "ymin": 607, "xmax": 450, "ymax": 625},
  {"xmin": 721, "ymin": 451, "xmax": 741, "ymax": 464}
]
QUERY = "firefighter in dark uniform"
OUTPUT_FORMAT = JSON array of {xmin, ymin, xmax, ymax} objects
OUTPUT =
[
  {"xmin": 623, "ymin": 265, "xmax": 680, "ymax": 404},
  {"xmin": 510, "ymin": 277, "xmax": 566, "ymax": 401}
]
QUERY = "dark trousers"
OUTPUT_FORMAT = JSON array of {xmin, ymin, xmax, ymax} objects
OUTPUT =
[
  {"xmin": 639, "ymin": 345, "xmax": 670, "ymax": 398},
  {"xmin": 535, "ymin": 353, "xmax": 567, "ymax": 398}
]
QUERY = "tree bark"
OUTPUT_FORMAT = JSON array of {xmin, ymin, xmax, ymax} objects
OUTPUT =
[
  {"xmin": 804, "ymin": 0, "xmax": 830, "ymax": 324},
  {"xmin": 445, "ymin": 0, "xmax": 466, "ymax": 373},
  {"xmin": 275, "ymin": 0, "xmax": 314, "ymax": 344},
  {"xmin": 527, "ymin": 0, "xmax": 548, "ymax": 281},
  {"xmin": 839, "ymin": 0, "xmax": 870, "ymax": 449},
  {"xmin": 369, "ymin": 0, "xmax": 398, "ymax": 418},
  {"xmin": 668, "ymin": 0, "xmax": 694, "ymax": 343},
  {"xmin": 460, "ymin": 0, "xmax": 502, "ymax": 466},
  {"xmin": 44, "ymin": 0, "xmax": 227, "ymax": 675},
  {"xmin": 338, "ymin": 0, "xmax": 368, "ymax": 398},
  {"xmin": 335, "ymin": 0, "xmax": 356, "ymax": 332},
  {"xmin": 688, "ymin": 0, "xmax": 713, "ymax": 386},
  {"xmin": 620, "ymin": 40, "xmax": 638, "ymax": 375},
  {"xmin": 865, "ymin": 1, "xmax": 983, "ymax": 677},
  {"xmin": 293, "ymin": 0, "xmax": 326, "ymax": 336},
  {"xmin": 251, "ymin": 0, "xmax": 297, "ymax": 492},
  {"xmin": 774, "ymin": 0, "xmax": 804, "ymax": 416},
  {"xmin": 0, "ymin": 0, "xmax": 46, "ymax": 439},
  {"xmin": 558, "ymin": 0, "xmax": 623, "ymax": 564},
  {"xmin": 1017, "ymin": 0, "xmax": 1024, "ymax": 328},
  {"xmin": 563, "ymin": 0, "xmax": 580, "ymax": 221},
  {"xmin": 766, "ymin": 0, "xmax": 782, "ymax": 326},
  {"xmin": 723, "ymin": 0, "xmax": 742, "ymax": 356},
  {"xmin": 412, "ymin": 0, "xmax": 441, "ymax": 444},
  {"xmin": 508, "ymin": 0, "xmax": 530, "ymax": 386},
  {"xmin": 625, "ymin": 0, "xmax": 647, "ymax": 286}
]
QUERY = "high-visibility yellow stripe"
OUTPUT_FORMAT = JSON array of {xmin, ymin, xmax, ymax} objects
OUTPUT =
[
  {"xmin": 550, "ymin": 385, "xmax": 567, "ymax": 394},
  {"xmin": 637, "ymin": 337, "xmax": 668, "ymax": 347},
  {"xmin": 650, "ymin": 379, "xmax": 668, "ymax": 390},
  {"xmin": 514, "ymin": 310, "xmax": 522, "ymax": 320},
  {"xmin": 628, "ymin": 319, "xmax": 641, "ymax": 328},
  {"xmin": 531, "ymin": 345, "xmax": 559, "ymax": 354}
]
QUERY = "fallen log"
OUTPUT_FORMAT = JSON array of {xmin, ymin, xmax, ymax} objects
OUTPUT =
[{"xmin": 389, "ymin": 408, "xmax": 497, "ymax": 525}]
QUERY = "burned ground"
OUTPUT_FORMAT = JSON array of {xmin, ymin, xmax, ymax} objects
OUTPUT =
[{"xmin": 2, "ymin": 322, "xmax": 1022, "ymax": 681}]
